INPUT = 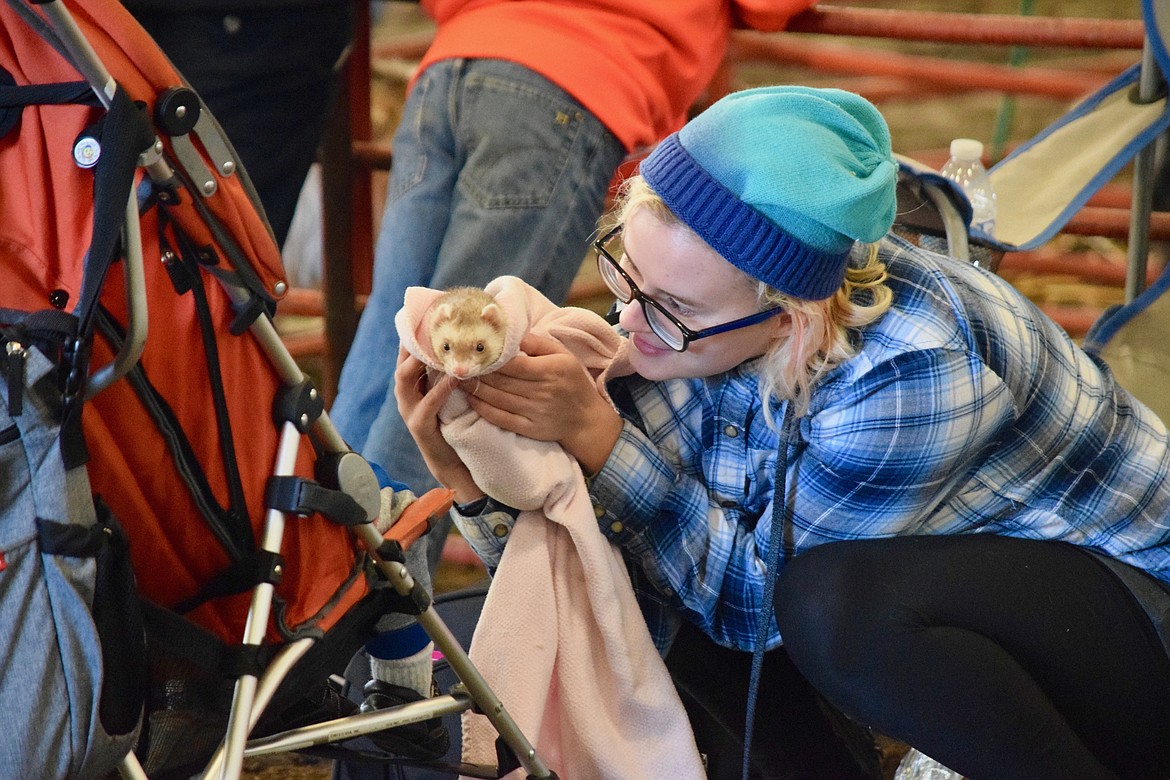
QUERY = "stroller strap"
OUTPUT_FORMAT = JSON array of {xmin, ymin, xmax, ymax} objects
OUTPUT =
[
  {"xmin": 0, "ymin": 79, "xmax": 96, "ymax": 108},
  {"xmin": 0, "ymin": 73, "xmax": 98, "ymax": 137}
]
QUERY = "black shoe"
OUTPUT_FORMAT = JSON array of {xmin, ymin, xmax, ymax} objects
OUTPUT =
[
  {"xmin": 272, "ymin": 676, "xmax": 358, "ymax": 732},
  {"xmin": 359, "ymin": 679, "xmax": 450, "ymax": 760}
]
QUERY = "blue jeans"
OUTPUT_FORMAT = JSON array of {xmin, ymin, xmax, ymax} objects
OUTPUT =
[{"xmin": 332, "ymin": 59, "xmax": 625, "ymax": 532}]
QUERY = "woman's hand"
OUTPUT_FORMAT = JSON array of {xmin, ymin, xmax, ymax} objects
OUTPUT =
[
  {"xmin": 393, "ymin": 348, "xmax": 484, "ymax": 503},
  {"xmin": 462, "ymin": 333, "xmax": 623, "ymax": 475}
]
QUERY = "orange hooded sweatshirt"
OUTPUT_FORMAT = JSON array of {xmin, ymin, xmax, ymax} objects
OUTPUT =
[{"xmin": 416, "ymin": 0, "xmax": 815, "ymax": 153}]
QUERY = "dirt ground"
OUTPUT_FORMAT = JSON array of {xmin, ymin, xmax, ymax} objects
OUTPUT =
[
  {"xmin": 249, "ymin": 1, "xmax": 1144, "ymax": 778},
  {"xmin": 241, "ymin": 753, "xmax": 334, "ymax": 779}
]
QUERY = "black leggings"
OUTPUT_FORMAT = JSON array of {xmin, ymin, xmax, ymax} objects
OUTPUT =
[{"xmin": 773, "ymin": 535, "xmax": 1170, "ymax": 780}]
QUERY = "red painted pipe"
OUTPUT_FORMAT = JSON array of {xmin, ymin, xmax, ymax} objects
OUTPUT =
[
  {"xmin": 1037, "ymin": 305, "xmax": 1103, "ymax": 337},
  {"xmin": 1066, "ymin": 207, "xmax": 1170, "ymax": 242},
  {"xmin": 997, "ymin": 252, "xmax": 1157, "ymax": 288},
  {"xmin": 729, "ymin": 35, "xmax": 1109, "ymax": 100},
  {"xmin": 785, "ymin": 6, "xmax": 1144, "ymax": 50},
  {"xmin": 370, "ymin": 8, "xmax": 1145, "ymax": 61}
]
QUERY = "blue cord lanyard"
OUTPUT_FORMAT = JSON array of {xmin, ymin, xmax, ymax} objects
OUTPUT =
[{"xmin": 742, "ymin": 401, "xmax": 797, "ymax": 780}]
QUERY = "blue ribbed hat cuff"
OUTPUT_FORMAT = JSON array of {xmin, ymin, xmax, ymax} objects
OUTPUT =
[{"xmin": 640, "ymin": 134, "xmax": 849, "ymax": 301}]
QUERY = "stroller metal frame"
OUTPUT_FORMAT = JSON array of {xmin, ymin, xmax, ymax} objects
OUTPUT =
[{"xmin": 28, "ymin": 1, "xmax": 555, "ymax": 778}]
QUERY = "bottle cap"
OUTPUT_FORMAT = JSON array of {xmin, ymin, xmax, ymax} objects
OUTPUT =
[{"xmin": 949, "ymin": 138, "xmax": 984, "ymax": 161}]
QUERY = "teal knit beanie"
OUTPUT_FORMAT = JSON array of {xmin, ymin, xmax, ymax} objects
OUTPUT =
[{"xmin": 639, "ymin": 86, "xmax": 897, "ymax": 300}]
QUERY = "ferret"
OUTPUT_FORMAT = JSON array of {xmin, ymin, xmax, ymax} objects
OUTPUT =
[{"xmin": 424, "ymin": 286, "xmax": 508, "ymax": 378}]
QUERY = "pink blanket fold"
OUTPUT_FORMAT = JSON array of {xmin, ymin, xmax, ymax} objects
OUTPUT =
[{"xmin": 395, "ymin": 276, "xmax": 704, "ymax": 779}]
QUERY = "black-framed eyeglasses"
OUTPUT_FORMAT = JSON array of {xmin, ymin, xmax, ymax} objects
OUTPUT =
[{"xmin": 592, "ymin": 226, "xmax": 784, "ymax": 352}]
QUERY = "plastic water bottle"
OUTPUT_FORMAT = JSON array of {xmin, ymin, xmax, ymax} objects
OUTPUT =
[
  {"xmin": 939, "ymin": 138, "xmax": 997, "ymax": 236},
  {"xmin": 893, "ymin": 747, "xmax": 965, "ymax": 780}
]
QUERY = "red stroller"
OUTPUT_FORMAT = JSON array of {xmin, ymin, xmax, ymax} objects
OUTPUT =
[{"xmin": 0, "ymin": 0, "xmax": 553, "ymax": 777}]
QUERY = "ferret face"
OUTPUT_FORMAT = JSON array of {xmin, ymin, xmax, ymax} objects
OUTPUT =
[
  {"xmin": 424, "ymin": 290, "xmax": 508, "ymax": 378},
  {"xmin": 430, "ymin": 317, "xmax": 505, "ymax": 378}
]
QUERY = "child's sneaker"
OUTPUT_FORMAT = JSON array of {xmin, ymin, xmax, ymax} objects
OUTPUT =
[{"xmin": 359, "ymin": 679, "xmax": 450, "ymax": 760}]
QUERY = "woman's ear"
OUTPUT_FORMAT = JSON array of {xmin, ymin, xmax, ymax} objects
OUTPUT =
[
  {"xmin": 768, "ymin": 310, "xmax": 794, "ymax": 341},
  {"xmin": 752, "ymin": 315, "xmax": 789, "ymax": 367}
]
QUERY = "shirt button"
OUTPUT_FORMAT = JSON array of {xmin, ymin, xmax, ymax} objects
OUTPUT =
[
  {"xmin": 723, "ymin": 424, "xmax": 739, "ymax": 438},
  {"xmin": 593, "ymin": 504, "xmax": 605, "ymax": 518},
  {"xmin": 492, "ymin": 523, "xmax": 509, "ymax": 538},
  {"xmin": 719, "ymin": 500, "xmax": 738, "ymax": 508},
  {"xmin": 609, "ymin": 521, "xmax": 624, "ymax": 534}
]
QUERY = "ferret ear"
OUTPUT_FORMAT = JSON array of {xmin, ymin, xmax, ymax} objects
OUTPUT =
[
  {"xmin": 430, "ymin": 302, "xmax": 454, "ymax": 326},
  {"xmin": 480, "ymin": 302, "xmax": 504, "ymax": 328}
]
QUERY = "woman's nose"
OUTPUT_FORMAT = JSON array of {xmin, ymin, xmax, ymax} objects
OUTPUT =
[{"xmin": 615, "ymin": 298, "xmax": 647, "ymax": 332}]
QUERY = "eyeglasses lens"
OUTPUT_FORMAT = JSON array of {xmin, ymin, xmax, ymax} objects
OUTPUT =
[
  {"xmin": 598, "ymin": 255, "xmax": 633, "ymax": 303},
  {"xmin": 643, "ymin": 307, "xmax": 686, "ymax": 350},
  {"xmin": 596, "ymin": 233, "xmax": 688, "ymax": 351}
]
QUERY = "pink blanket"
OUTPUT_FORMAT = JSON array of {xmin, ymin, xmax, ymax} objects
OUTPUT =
[{"xmin": 395, "ymin": 276, "xmax": 704, "ymax": 779}]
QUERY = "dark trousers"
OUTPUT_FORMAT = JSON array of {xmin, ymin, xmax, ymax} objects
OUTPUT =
[
  {"xmin": 666, "ymin": 619, "xmax": 883, "ymax": 780},
  {"xmin": 776, "ymin": 534, "xmax": 1170, "ymax": 780},
  {"xmin": 131, "ymin": 3, "xmax": 353, "ymax": 246}
]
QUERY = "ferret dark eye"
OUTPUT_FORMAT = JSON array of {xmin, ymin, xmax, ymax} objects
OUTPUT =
[
  {"xmin": 442, "ymin": 342, "xmax": 450, "ymax": 352},
  {"xmin": 475, "ymin": 342, "xmax": 485, "ymax": 353}
]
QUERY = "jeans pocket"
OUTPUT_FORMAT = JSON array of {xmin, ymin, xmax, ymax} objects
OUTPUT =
[
  {"xmin": 456, "ymin": 71, "xmax": 586, "ymax": 210},
  {"xmin": 385, "ymin": 74, "xmax": 434, "ymax": 206}
]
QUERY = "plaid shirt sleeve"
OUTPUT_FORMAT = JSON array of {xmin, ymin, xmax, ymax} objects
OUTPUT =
[{"xmin": 446, "ymin": 496, "xmax": 520, "ymax": 570}]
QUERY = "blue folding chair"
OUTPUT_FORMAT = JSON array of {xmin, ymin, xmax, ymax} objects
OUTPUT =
[{"xmin": 895, "ymin": 0, "xmax": 1170, "ymax": 423}]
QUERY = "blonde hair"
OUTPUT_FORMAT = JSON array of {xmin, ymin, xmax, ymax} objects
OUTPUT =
[
  {"xmin": 755, "ymin": 248, "xmax": 890, "ymax": 422},
  {"xmin": 612, "ymin": 175, "xmax": 893, "ymax": 424}
]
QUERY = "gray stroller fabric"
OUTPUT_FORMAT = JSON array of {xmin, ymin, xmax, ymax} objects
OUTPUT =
[{"xmin": 0, "ymin": 341, "xmax": 143, "ymax": 779}]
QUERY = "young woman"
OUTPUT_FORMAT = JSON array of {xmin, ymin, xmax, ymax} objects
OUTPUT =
[{"xmin": 395, "ymin": 86, "xmax": 1170, "ymax": 780}]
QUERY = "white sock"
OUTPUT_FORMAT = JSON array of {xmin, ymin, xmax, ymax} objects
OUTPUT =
[{"xmin": 369, "ymin": 642, "xmax": 434, "ymax": 698}]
